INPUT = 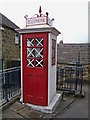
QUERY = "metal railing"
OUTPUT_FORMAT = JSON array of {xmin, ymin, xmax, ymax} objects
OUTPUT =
[
  {"xmin": 0, "ymin": 67, "xmax": 21, "ymax": 105},
  {"xmin": 57, "ymin": 66, "xmax": 83, "ymax": 95}
]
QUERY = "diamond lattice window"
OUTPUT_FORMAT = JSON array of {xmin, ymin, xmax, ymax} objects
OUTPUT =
[
  {"xmin": 36, "ymin": 38, "xmax": 43, "ymax": 46},
  {"xmin": 35, "ymin": 48, "xmax": 43, "ymax": 58},
  {"xmin": 26, "ymin": 37, "xmax": 44, "ymax": 67},
  {"xmin": 27, "ymin": 59, "xmax": 34, "ymax": 67},
  {"xmin": 27, "ymin": 38, "xmax": 34, "ymax": 46},
  {"xmin": 36, "ymin": 59, "xmax": 43, "ymax": 67},
  {"xmin": 27, "ymin": 48, "xmax": 35, "ymax": 58}
]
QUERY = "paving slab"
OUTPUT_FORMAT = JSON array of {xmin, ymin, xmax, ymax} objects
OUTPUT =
[
  {"xmin": 28, "ymin": 110, "xmax": 45, "ymax": 118},
  {"xmin": 12, "ymin": 103, "xmax": 45, "ymax": 118},
  {"xmin": 16, "ymin": 107, "xmax": 32, "ymax": 118},
  {"xmin": 17, "ymin": 107, "xmax": 45, "ymax": 118},
  {"xmin": 2, "ymin": 107, "xmax": 23, "ymax": 118},
  {"xmin": 10, "ymin": 101, "xmax": 25, "ymax": 112},
  {"xmin": 17, "ymin": 107, "xmax": 44, "ymax": 118}
]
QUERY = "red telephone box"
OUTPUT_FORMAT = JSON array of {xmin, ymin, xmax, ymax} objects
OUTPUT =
[{"xmin": 17, "ymin": 7, "xmax": 61, "ymax": 108}]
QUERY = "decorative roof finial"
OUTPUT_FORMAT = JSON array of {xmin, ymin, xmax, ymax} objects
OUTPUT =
[
  {"xmin": 46, "ymin": 12, "xmax": 49, "ymax": 16},
  {"xmin": 39, "ymin": 6, "xmax": 42, "ymax": 16},
  {"xmin": 24, "ymin": 15, "xmax": 28, "ymax": 20}
]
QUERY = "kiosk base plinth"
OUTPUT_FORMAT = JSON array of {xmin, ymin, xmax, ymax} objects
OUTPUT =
[{"xmin": 26, "ymin": 93, "xmax": 62, "ymax": 113}]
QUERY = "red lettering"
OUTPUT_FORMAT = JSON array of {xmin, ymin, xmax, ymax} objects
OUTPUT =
[{"xmin": 26, "ymin": 17, "xmax": 46, "ymax": 25}]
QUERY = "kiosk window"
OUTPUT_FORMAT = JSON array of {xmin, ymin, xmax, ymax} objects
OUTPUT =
[
  {"xmin": 52, "ymin": 39, "xmax": 56, "ymax": 65},
  {"xmin": 26, "ymin": 38, "xmax": 44, "ymax": 67}
]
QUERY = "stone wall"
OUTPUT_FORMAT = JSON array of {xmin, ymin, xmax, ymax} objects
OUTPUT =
[
  {"xmin": 57, "ymin": 43, "xmax": 89, "ymax": 81},
  {"xmin": 2, "ymin": 26, "xmax": 20, "ymax": 69},
  {"xmin": 57, "ymin": 43, "xmax": 89, "ymax": 64}
]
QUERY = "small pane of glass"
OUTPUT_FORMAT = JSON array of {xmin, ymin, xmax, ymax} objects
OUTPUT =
[
  {"xmin": 27, "ymin": 38, "xmax": 34, "ymax": 46},
  {"xmin": 36, "ymin": 38, "xmax": 43, "ymax": 46},
  {"xmin": 35, "ymin": 48, "xmax": 43, "ymax": 58},
  {"xmin": 52, "ymin": 39, "xmax": 56, "ymax": 65},
  {"xmin": 27, "ymin": 48, "xmax": 35, "ymax": 58},
  {"xmin": 27, "ymin": 59, "xmax": 34, "ymax": 67},
  {"xmin": 36, "ymin": 59, "xmax": 43, "ymax": 67}
]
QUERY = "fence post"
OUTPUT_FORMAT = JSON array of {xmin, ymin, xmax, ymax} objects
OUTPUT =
[
  {"xmin": 5, "ymin": 72, "xmax": 9, "ymax": 102},
  {"xmin": 60, "ymin": 68, "xmax": 64, "ymax": 87},
  {"xmin": 75, "ymin": 67, "xmax": 78, "ymax": 91},
  {"xmin": 80, "ymin": 67, "xmax": 83, "ymax": 94}
]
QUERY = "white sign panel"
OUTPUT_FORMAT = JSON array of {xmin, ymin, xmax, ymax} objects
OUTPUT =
[{"xmin": 26, "ymin": 16, "xmax": 47, "ymax": 26}]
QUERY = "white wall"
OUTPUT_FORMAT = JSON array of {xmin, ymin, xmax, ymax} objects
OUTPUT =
[{"xmin": 48, "ymin": 33, "xmax": 57, "ymax": 105}]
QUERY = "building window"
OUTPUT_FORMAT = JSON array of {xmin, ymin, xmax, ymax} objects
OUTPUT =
[
  {"xmin": 15, "ymin": 34, "xmax": 19, "ymax": 44},
  {"xmin": 52, "ymin": 39, "xmax": 56, "ymax": 65}
]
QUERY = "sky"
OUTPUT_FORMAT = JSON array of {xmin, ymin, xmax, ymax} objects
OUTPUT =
[{"xmin": 0, "ymin": 0, "xmax": 89, "ymax": 43}]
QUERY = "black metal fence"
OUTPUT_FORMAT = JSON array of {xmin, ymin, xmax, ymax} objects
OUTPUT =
[
  {"xmin": 0, "ymin": 67, "xmax": 21, "ymax": 105},
  {"xmin": 57, "ymin": 65, "xmax": 83, "ymax": 95}
]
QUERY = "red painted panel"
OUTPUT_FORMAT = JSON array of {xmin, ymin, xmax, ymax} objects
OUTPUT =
[{"xmin": 22, "ymin": 33, "xmax": 48, "ymax": 106}]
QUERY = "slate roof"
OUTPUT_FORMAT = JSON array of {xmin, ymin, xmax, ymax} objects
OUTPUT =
[{"xmin": 0, "ymin": 13, "xmax": 19, "ymax": 29}]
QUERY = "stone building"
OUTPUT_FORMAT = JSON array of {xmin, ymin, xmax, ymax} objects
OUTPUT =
[
  {"xmin": 57, "ymin": 42, "xmax": 89, "ymax": 65},
  {"xmin": 57, "ymin": 41, "xmax": 89, "ymax": 81},
  {"xmin": 0, "ymin": 13, "xmax": 20, "ymax": 69}
]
